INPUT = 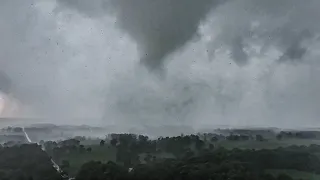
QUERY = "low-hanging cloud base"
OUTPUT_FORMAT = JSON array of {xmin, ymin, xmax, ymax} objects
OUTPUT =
[{"xmin": 0, "ymin": 0, "xmax": 320, "ymax": 129}]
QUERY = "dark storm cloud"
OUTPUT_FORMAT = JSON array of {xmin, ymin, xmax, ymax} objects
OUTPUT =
[
  {"xmin": 206, "ymin": 0, "xmax": 320, "ymax": 64},
  {"xmin": 0, "ymin": 72, "xmax": 11, "ymax": 94},
  {"xmin": 2, "ymin": 0, "xmax": 320, "ymax": 129},
  {"xmin": 230, "ymin": 36, "xmax": 248, "ymax": 66},
  {"xmin": 59, "ymin": 0, "xmax": 320, "ymax": 66},
  {"xmin": 277, "ymin": 29, "xmax": 313, "ymax": 63},
  {"xmin": 57, "ymin": 0, "xmax": 225, "ymax": 71}
]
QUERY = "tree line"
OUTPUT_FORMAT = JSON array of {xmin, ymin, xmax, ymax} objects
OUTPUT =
[
  {"xmin": 3, "ymin": 132, "xmax": 320, "ymax": 180},
  {"xmin": 75, "ymin": 145, "xmax": 320, "ymax": 180},
  {"xmin": 0, "ymin": 144, "xmax": 63, "ymax": 180}
]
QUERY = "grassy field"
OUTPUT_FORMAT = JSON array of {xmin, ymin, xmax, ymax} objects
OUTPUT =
[{"xmin": 266, "ymin": 169, "xmax": 320, "ymax": 180}]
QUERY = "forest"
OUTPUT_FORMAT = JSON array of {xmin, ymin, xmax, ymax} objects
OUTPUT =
[{"xmin": 1, "ymin": 127, "xmax": 320, "ymax": 180}]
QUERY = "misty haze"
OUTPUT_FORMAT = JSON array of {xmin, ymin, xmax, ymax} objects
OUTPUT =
[
  {"xmin": 0, "ymin": 0, "xmax": 319, "ymax": 129},
  {"xmin": 1, "ymin": 1, "xmax": 320, "ymax": 180}
]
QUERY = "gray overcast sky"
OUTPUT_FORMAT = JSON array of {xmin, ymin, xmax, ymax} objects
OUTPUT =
[{"xmin": 0, "ymin": 0, "xmax": 320, "ymax": 128}]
